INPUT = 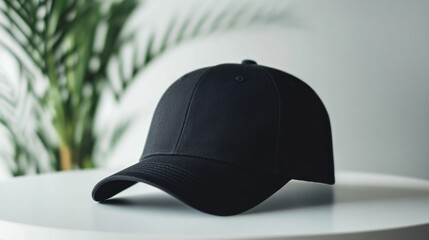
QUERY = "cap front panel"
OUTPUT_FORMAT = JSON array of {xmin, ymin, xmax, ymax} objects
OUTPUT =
[
  {"xmin": 176, "ymin": 64, "xmax": 279, "ymax": 173},
  {"xmin": 142, "ymin": 68, "xmax": 209, "ymax": 157}
]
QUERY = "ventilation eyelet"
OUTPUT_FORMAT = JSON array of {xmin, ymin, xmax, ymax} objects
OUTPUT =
[{"xmin": 235, "ymin": 76, "xmax": 244, "ymax": 82}]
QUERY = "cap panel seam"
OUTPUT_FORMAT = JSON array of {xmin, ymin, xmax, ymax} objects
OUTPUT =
[
  {"xmin": 257, "ymin": 66, "xmax": 281, "ymax": 172},
  {"xmin": 173, "ymin": 67, "xmax": 213, "ymax": 151}
]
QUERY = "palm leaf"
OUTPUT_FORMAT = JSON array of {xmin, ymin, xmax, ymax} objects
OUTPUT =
[
  {"xmin": 0, "ymin": 0, "xmax": 45, "ymax": 70},
  {"xmin": 0, "ymin": 64, "xmax": 54, "ymax": 176}
]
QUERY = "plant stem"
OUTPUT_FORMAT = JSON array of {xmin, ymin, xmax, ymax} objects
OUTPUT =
[{"xmin": 59, "ymin": 143, "xmax": 72, "ymax": 170}]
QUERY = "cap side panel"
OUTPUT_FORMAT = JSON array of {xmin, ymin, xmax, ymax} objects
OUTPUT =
[{"xmin": 266, "ymin": 67, "xmax": 335, "ymax": 184}]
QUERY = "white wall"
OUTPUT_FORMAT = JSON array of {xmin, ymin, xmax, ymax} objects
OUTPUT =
[{"xmin": 1, "ymin": 0, "xmax": 429, "ymax": 180}]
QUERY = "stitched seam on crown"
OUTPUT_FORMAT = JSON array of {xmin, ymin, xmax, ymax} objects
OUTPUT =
[
  {"xmin": 173, "ymin": 67, "xmax": 213, "ymax": 152},
  {"xmin": 257, "ymin": 66, "xmax": 281, "ymax": 172}
]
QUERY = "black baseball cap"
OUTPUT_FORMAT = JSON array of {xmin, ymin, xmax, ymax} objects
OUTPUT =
[{"xmin": 92, "ymin": 60, "xmax": 334, "ymax": 216}]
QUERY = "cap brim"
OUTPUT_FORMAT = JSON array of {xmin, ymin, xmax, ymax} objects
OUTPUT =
[{"xmin": 92, "ymin": 155, "xmax": 289, "ymax": 216}]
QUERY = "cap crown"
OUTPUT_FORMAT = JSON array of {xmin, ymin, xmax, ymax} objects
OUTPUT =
[{"xmin": 142, "ymin": 61, "xmax": 334, "ymax": 184}]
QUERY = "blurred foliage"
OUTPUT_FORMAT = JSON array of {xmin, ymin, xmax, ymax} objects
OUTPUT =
[{"xmin": 0, "ymin": 0, "xmax": 288, "ymax": 176}]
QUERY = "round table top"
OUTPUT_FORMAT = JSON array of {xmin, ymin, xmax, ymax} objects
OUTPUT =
[{"xmin": 0, "ymin": 170, "xmax": 428, "ymax": 240}]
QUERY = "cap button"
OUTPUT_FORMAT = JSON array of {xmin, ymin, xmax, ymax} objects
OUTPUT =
[{"xmin": 241, "ymin": 59, "xmax": 257, "ymax": 65}]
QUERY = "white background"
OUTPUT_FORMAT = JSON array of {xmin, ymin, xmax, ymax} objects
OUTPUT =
[{"xmin": 1, "ymin": 0, "xmax": 429, "ymax": 180}]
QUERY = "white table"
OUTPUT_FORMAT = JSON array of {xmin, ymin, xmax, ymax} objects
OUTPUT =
[{"xmin": 0, "ymin": 170, "xmax": 428, "ymax": 240}]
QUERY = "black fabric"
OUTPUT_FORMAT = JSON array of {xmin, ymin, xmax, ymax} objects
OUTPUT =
[
  {"xmin": 176, "ymin": 64, "xmax": 279, "ymax": 173},
  {"xmin": 92, "ymin": 60, "xmax": 335, "ymax": 216},
  {"xmin": 261, "ymin": 66, "xmax": 335, "ymax": 184},
  {"xmin": 142, "ymin": 67, "xmax": 209, "ymax": 156},
  {"xmin": 92, "ymin": 155, "xmax": 288, "ymax": 216}
]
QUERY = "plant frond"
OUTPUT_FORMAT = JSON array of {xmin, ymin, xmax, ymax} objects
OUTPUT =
[
  {"xmin": 1, "ymin": 1, "xmax": 35, "ymax": 32},
  {"xmin": 0, "ymin": 0, "xmax": 45, "ymax": 68},
  {"xmin": 0, "ymin": 65, "xmax": 55, "ymax": 176}
]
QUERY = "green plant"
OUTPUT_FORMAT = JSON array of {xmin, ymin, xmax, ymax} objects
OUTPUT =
[{"xmin": 0, "ymin": 0, "xmax": 288, "ymax": 176}]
